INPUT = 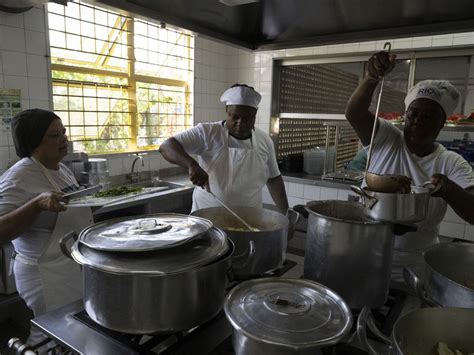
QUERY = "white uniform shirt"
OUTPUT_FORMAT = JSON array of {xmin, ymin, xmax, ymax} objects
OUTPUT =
[
  {"xmin": 174, "ymin": 121, "xmax": 281, "ymax": 179},
  {"xmin": 0, "ymin": 158, "xmax": 79, "ymax": 259},
  {"xmin": 368, "ymin": 119, "xmax": 474, "ymax": 190}
]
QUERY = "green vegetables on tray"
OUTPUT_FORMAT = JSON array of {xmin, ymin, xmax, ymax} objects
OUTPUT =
[{"xmin": 94, "ymin": 186, "xmax": 143, "ymax": 198}]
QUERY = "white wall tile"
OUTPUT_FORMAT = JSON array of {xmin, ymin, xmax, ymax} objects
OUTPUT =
[
  {"xmin": 24, "ymin": 7, "xmax": 46, "ymax": 32},
  {"xmin": 3, "ymin": 75, "xmax": 29, "ymax": 100},
  {"xmin": 4, "ymin": 13, "xmax": 24, "ymax": 28},
  {"xmin": 320, "ymin": 187, "xmax": 338, "ymax": 200},
  {"xmin": 337, "ymin": 189, "xmax": 352, "ymax": 201},
  {"xmin": 107, "ymin": 157, "xmax": 124, "ymax": 176},
  {"xmin": 0, "ymin": 75, "xmax": 3, "ymax": 87},
  {"xmin": 303, "ymin": 184, "xmax": 320, "ymax": 200},
  {"xmin": 288, "ymin": 196, "xmax": 304, "ymax": 207},
  {"xmin": 28, "ymin": 77, "xmax": 49, "ymax": 100},
  {"xmin": 26, "ymin": 54, "xmax": 47, "ymax": 78},
  {"xmin": 412, "ymin": 36, "xmax": 433, "ymax": 48},
  {"xmin": 0, "ymin": 147, "xmax": 10, "ymax": 174},
  {"xmin": 288, "ymin": 182, "xmax": 304, "ymax": 198},
  {"xmin": 439, "ymin": 222, "xmax": 465, "ymax": 239},
  {"xmin": 1, "ymin": 26, "xmax": 26, "ymax": 52},
  {"xmin": 358, "ymin": 41, "xmax": 376, "ymax": 52},
  {"xmin": 444, "ymin": 206, "xmax": 465, "ymax": 224},
  {"xmin": 25, "ymin": 30, "xmax": 46, "ymax": 55},
  {"xmin": 463, "ymin": 225, "xmax": 474, "ymax": 242},
  {"xmin": 2, "ymin": 51, "xmax": 27, "ymax": 76},
  {"xmin": 29, "ymin": 100, "xmax": 50, "ymax": 110},
  {"xmin": 149, "ymin": 153, "xmax": 162, "ymax": 171}
]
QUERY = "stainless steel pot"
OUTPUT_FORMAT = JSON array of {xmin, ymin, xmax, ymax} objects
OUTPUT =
[
  {"xmin": 351, "ymin": 185, "xmax": 431, "ymax": 224},
  {"xmin": 392, "ymin": 307, "xmax": 474, "ymax": 355},
  {"xmin": 404, "ymin": 242, "xmax": 474, "ymax": 308},
  {"xmin": 224, "ymin": 278, "xmax": 352, "ymax": 355},
  {"xmin": 60, "ymin": 215, "xmax": 233, "ymax": 334},
  {"xmin": 304, "ymin": 200, "xmax": 394, "ymax": 309},
  {"xmin": 192, "ymin": 207, "xmax": 298, "ymax": 279}
]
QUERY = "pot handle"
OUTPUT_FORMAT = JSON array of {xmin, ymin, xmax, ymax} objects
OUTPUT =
[
  {"xmin": 356, "ymin": 306, "xmax": 392, "ymax": 355},
  {"xmin": 292, "ymin": 204, "xmax": 308, "ymax": 219},
  {"xmin": 59, "ymin": 231, "xmax": 78, "ymax": 260},
  {"xmin": 350, "ymin": 185, "xmax": 378, "ymax": 209},
  {"xmin": 286, "ymin": 208, "xmax": 300, "ymax": 226},
  {"xmin": 403, "ymin": 265, "xmax": 440, "ymax": 307},
  {"xmin": 232, "ymin": 240, "xmax": 256, "ymax": 269},
  {"xmin": 422, "ymin": 181, "xmax": 442, "ymax": 195}
]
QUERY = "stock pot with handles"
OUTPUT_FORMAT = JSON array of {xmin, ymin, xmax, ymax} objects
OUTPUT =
[{"xmin": 60, "ymin": 213, "xmax": 233, "ymax": 334}]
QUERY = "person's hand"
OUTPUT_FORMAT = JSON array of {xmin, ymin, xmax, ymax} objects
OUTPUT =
[
  {"xmin": 34, "ymin": 192, "xmax": 68, "ymax": 212},
  {"xmin": 366, "ymin": 51, "xmax": 396, "ymax": 80},
  {"xmin": 188, "ymin": 163, "xmax": 209, "ymax": 189},
  {"xmin": 430, "ymin": 174, "xmax": 454, "ymax": 198}
]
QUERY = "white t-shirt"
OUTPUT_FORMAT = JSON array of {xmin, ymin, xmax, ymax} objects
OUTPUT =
[
  {"xmin": 174, "ymin": 121, "xmax": 280, "ymax": 179},
  {"xmin": 368, "ymin": 119, "xmax": 474, "ymax": 190},
  {"xmin": 0, "ymin": 158, "xmax": 79, "ymax": 259}
]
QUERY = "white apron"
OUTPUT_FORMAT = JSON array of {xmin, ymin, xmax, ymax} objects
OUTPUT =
[
  {"xmin": 392, "ymin": 154, "xmax": 447, "ymax": 283},
  {"xmin": 192, "ymin": 129, "xmax": 270, "ymax": 212},
  {"xmin": 12, "ymin": 158, "xmax": 93, "ymax": 316}
]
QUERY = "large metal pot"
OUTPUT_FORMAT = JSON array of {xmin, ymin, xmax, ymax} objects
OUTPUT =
[
  {"xmin": 224, "ymin": 278, "xmax": 352, "ymax": 355},
  {"xmin": 60, "ymin": 214, "xmax": 233, "ymax": 334},
  {"xmin": 304, "ymin": 200, "xmax": 394, "ymax": 309},
  {"xmin": 192, "ymin": 207, "xmax": 297, "ymax": 278},
  {"xmin": 404, "ymin": 242, "xmax": 474, "ymax": 308},
  {"xmin": 392, "ymin": 307, "xmax": 474, "ymax": 355},
  {"xmin": 351, "ymin": 185, "xmax": 431, "ymax": 224}
]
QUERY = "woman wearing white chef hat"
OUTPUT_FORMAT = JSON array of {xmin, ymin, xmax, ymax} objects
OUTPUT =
[{"xmin": 160, "ymin": 84, "xmax": 289, "ymax": 213}]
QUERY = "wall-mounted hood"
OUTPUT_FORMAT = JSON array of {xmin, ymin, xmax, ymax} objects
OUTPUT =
[{"xmin": 91, "ymin": 0, "xmax": 474, "ymax": 50}]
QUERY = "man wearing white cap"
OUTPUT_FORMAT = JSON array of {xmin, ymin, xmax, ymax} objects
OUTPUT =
[
  {"xmin": 346, "ymin": 51, "xmax": 474, "ymax": 283},
  {"xmin": 160, "ymin": 84, "xmax": 289, "ymax": 213}
]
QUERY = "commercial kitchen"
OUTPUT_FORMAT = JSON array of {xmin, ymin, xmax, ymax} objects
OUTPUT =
[{"xmin": 1, "ymin": 0, "xmax": 474, "ymax": 354}]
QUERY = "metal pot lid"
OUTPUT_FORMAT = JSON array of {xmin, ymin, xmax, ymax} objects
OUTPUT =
[
  {"xmin": 224, "ymin": 278, "xmax": 352, "ymax": 349},
  {"xmin": 71, "ymin": 227, "xmax": 228, "ymax": 274},
  {"xmin": 79, "ymin": 213, "xmax": 213, "ymax": 252}
]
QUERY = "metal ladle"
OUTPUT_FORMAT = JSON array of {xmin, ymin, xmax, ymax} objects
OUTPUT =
[
  {"xmin": 364, "ymin": 42, "xmax": 410, "ymax": 193},
  {"xmin": 207, "ymin": 190, "xmax": 258, "ymax": 232}
]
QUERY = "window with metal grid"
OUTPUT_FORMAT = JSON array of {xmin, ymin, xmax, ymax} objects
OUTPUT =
[{"xmin": 48, "ymin": 1, "xmax": 194, "ymax": 154}]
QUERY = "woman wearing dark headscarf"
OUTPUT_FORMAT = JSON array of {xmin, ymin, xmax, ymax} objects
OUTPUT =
[{"xmin": 0, "ymin": 109, "xmax": 93, "ymax": 347}]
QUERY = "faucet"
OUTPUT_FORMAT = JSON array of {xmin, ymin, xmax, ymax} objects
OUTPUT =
[{"xmin": 129, "ymin": 155, "xmax": 144, "ymax": 183}]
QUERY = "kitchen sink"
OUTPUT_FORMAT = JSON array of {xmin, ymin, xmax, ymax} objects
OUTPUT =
[{"xmin": 124, "ymin": 179, "xmax": 185, "ymax": 190}]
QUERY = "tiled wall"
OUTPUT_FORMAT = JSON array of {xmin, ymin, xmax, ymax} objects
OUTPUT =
[{"xmin": 0, "ymin": 6, "xmax": 51, "ymax": 173}]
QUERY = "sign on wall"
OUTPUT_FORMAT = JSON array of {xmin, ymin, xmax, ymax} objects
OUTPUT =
[{"xmin": 0, "ymin": 89, "xmax": 21, "ymax": 132}]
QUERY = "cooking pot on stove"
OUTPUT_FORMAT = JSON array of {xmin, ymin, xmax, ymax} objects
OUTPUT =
[
  {"xmin": 304, "ymin": 200, "xmax": 394, "ymax": 309},
  {"xmin": 192, "ymin": 207, "xmax": 299, "ymax": 279},
  {"xmin": 404, "ymin": 242, "xmax": 474, "ymax": 308},
  {"xmin": 351, "ymin": 185, "xmax": 432, "ymax": 224},
  {"xmin": 60, "ymin": 213, "xmax": 233, "ymax": 334},
  {"xmin": 224, "ymin": 278, "xmax": 352, "ymax": 355},
  {"xmin": 392, "ymin": 307, "xmax": 474, "ymax": 355}
]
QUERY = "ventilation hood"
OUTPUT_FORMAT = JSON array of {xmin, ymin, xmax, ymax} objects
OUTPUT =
[{"xmin": 88, "ymin": 0, "xmax": 474, "ymax": 50}]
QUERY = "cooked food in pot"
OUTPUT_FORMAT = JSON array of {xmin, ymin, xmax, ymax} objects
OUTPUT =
[
  {"xmin": 437, "ymin": 342, "xmax": 474, "ymax": 355},
  {"xmin": 365, "ymin": 172, "xmax": 412, "ymax": 193},
  {"xmin": 225, "ymin": 226, "xmax": 260, "ymax": 232}
]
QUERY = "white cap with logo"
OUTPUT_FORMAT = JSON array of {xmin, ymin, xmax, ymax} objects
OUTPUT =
[{"xmin": 404, "ymin": 80, "xmax": 461, "ymax": 119}]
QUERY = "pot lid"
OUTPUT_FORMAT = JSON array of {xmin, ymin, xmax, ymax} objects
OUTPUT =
[
  {"xmin": 71, "ymin": 227, "xmax": 229, "ymax": 274},
  {"xmin": 79, "ymin": 213, "xmax": 213, "ymax": 252},
  {"xmin": 224, "ymin": 278, "xmax": 352, "ymax": 349}
]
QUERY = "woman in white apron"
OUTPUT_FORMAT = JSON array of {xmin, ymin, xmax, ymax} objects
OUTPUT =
[
  {"xmin": 0, "ymin": 109, "xmax": 93, "ymax": 349},
  {"xmin": 160, "ymin": 84, "xmax": 289, "ymax": 213}
]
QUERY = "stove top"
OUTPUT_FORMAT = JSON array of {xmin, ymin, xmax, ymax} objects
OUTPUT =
[{"xmin": 14, "ymin": 260, "xmax": 401, "ymax": 355}]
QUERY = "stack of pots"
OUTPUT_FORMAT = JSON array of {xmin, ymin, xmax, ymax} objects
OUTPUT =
[{"xmin": 60, "ymin": 213, "xmax": 233, "ymax": 334}]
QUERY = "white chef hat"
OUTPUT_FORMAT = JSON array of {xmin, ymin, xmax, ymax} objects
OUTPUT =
[
  {"xmin": 404, "ymin": 80, "xmax": 461, "ymax": 119},
  {"xmin": 220, "ymin": 85, "xmax": 262, "ymax": 109}
]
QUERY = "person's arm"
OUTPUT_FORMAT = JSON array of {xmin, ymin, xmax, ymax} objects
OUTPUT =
[
  {"xmin": 0, "ymin": 192, "xmax": 68, "ymax": 243},
  {"xmin": 431, "ymin": 174, "xmax": 474, "ymax": 224},
  {"xmin": 345, "ymin": 51, "xmax": 396, "ymax": 146},
  {"xmin": 159, "ymin": 137, "xmax": 209, "ymax": 188},
  {"xmin": 266, "ymin": 175, "xmax": 289, "ymax": 214}
]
